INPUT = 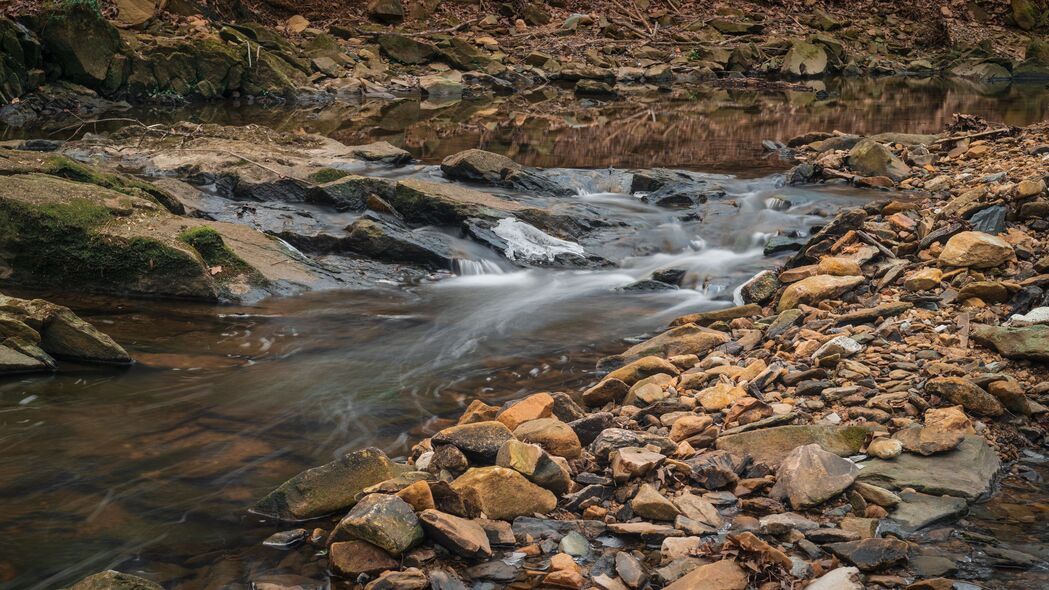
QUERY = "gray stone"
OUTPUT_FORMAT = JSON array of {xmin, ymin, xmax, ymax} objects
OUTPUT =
[
  {"xmin": 858, "ymin": 436, "xmax": 1000, "ymax": 499},
  {"xmin": 715, "ymin": 424, "xmax": 871, "ymax": 467},
  {"xmin": 334, "ymin": 493, "xmax": 423, "ymax": 556},
  {"xmin": 888, "ymin": 490, "xmax": 968, "ymax": 533},
  {"xmin": 771, "ymin": 444, "xmax": 858, "ymax": 509}
]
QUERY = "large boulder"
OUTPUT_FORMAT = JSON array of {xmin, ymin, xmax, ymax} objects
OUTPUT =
[
  {"xmin": 440, "ymin": 149, "xmax": 568, "ymax": 195},
  {"xmin": 252, "ymin": 448, "xmax": 405, "ymax": 520},
  {"xmin": 925, "ymin": 377, "xmax": 1004, "ymax": 416},
  {"xmin": 715, "ymin": 424, "xmax": 871, "ymax": 467},
  {"xmin": 858, "ymin": 436, "xmax": 1001, "ymax": 499},
  {"xmin": 938, "ymin": 231, "xmax": 1014, "ymax": 268},
  {"xmin": 780, "ymin": 40, "xmax": 828, "ymax": 77},
  {"xmin": 847, "ymin": 140, "xmax": 910, "ymax": 181},
  {"xmin": 0, "ymin": 294, "xmax": 130, "ymax": 366},
  {"xmin": 451, "ymin": 466, "xmax": 557, "ymax": 520},
  {"xmin": 777, "ymin": 274, "xmax": 864, "ymax": 311},
  {"xmin": 972, "ymin": 324, "xmax": 1049, "ymax": 361},
  {"xmin": 770, "ymin": 443, "xmax": 859, "ymax": 509},
  {"xmin": 38, "ymin": 6, "xmax": 121, "ymax": 87},
  {"xmin": 333, "ymin": 493, "xmax": 424, "ymax": 555}
]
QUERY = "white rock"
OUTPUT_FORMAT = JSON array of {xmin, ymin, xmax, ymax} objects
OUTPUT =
[
  {"xmin": 1007, "ymin": 307, "xmax": 1049, "ymax": 327},
  {"xmin": 806, "ymin": 566, "xmax": 862, "ymax": 590},
  {"xmin": 812, "ymin": 336, "xmax": 863, "ymax": 360}
]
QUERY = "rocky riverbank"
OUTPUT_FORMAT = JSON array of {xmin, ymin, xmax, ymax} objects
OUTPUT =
[
  {"xmin": 5, "ymin": 1, "xmax": 1049, "ymax": 129},
  {"xmin": 58, "ymin": 119, "xmax": 1049, "ymax": 588}
]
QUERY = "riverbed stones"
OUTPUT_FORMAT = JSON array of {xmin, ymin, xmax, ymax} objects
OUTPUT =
[
  {"xmin": 253, "ymin": 447, "xmax": 404, "ymax": 520},
  {"xmin": 604, "ymin": 355, "xmax": 680, "ymax": 384},
  {"xmin": 805, "ymin": 567, "xmax": 862, "ymax": 590},
  {"xmin": 451, "ymin": 466, "xmax": 557, "ymax": 520},
  {"xmin": 781, "ymin": 40, "xmax": 828, "ymax": 77},
  {"xmin": 847, "ymin": 140, "xmax": 910, "ymax": 181},
  {"xmin": 888, "ymin": 490, "xmax": 968, "ymax": 533},
  {"xmin": 583, "ymin": 378, "xmax": 630, "ymax": 406},
  {"xmin": 592, "ymin": 428, "xmax": 677, "ymax": 461},
  {"xmin": 513, "ymin": 417, "xmax": 582, "ymax": 459},
  {"xmin": 972, "ymin": 324, "xmax": 1049, "ymax": 361},
  {"xmin": 611, "ymin": 446, "xmax": 666, "ymax": 482},
  {"xmin": 663, "ymin": 559, "xmax": 748, "ymax": 590},
  {"xmin": 631, "ymin": 483, "xmax": 681, "ymax": 520},
  {"xmin": 826, "ymin": 538, "xmax": 910, "ymax": 571},
  {"xmin": 334, "ymin": 493, "xmax": 423, "ymax": 555},
  {"xmin": 330, "ymin": 540, "xmax": 399, "ymax": 577},
  {"xmin": 867, "ymin": 437, "xmax": 903, "ymax": 459},
  {"xmin": 925, "ymin": 376, "xmax": 1004, "ymax": 416},
  {"xmin": 777, "ymin": 274, "xmax": 865, "ymax": 311},
  {"xmin": 612, "ymin": 325, "xmax": 727, "ymax": 365},
  {"xmin": 432, "ymin": 421, "xmax": 515, "ymax": 463},
  {"xmin": 365, "ymin": 568, "xmax": 429, "ymax": 590},
  {"xmin": 938, "ymin": 231, "xmax": 1014, "ymax": 268},
  {"xmin": 771, "ymin": 444, "xmax": 859, "ymax": 509},
  {"xmin": 893, "ymin": 425, "xmax": 964, "ymax": 455},
  {"xmin": 418, "ymin": 509, "xmax": 492, "ymax": 559},
  {"xmin": 858, "ymin": 436, "xmax": 1001, "ymax": 499},
  {"xmin": 497, "ymin": 392, "xmax": 554, "ymax": 430},
  {"xmin": 715, "ymin": 424, "xmax": 871, "ymax": 466}
]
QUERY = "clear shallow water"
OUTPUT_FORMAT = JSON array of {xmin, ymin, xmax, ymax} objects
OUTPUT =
[{"xmin": 0, "ymin": 77, "xmax": 1048, "ymax": 589}]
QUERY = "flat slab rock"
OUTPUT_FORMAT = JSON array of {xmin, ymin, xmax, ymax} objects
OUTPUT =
[
  {"xmin": 888, "ymin": 491, "xmax": 969, "ymax": 534},
  {"xmin": 858, "ymin": 436, "xmax": 1000, "ymax": 499},
  {"xmin": 715, "ymin": 424, "xmax": 872, "ymax": 467}
]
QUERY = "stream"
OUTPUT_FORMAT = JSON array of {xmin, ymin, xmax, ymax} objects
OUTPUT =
[{"xmin": 1, "ymin": 77, "xmax": 1049, "ymax": 589}]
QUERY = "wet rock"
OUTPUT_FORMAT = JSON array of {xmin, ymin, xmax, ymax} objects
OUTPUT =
[
  {"xmin": 858, "ymin": 436, "xmax": 1000, "ymax": 499},
  {"xmin": 497, "ymin": 392, "xmax": 554, "ymax": 430},
  {"xmin": 663, "ymin": 559, "xmax": 748, "ymax": 590},
  {"xmin": 925, "ymin": 377, "xmax": 1004, "ymax": 416},
  {"xmin": 432, "ymin": 421, "xmax": 515, "ymax": 464},
  {"xmin": 740, "ymin": 270, "xmax": 780, "ymax": 305},
  {"xmin": 365, "ymin": 568, "xmax": 428, "ymax": 590},
  {"xmin": 440, "ymin": 149, "xmax": 567, "ymax": 195},
  {"xmin": 64, "ymin": 570, "xmax": 163, "ymax": 590},
  {"xmin": 253, "ymin": 447, "xmax": 403, "ymax": 520},
  {"xmin": 329, "ymin": 540, "xmax": 399, "ymax": 577},
  {"xmin": 777, "ymin": 274, "xmax": 864, "ymax": 311},
  {"xmin": 852, "ymin": 481, "xmax": 901, "ymax": 507},
  {"xmin": 847, "ymin": 140, "xmax": 910, "ymax": 181},
  {"xmin": 496, "ymin": 439, "xmax": 570, "ymax": 494},
  {"xmin": 604, "ymin": 355, "xmax": 680, "ymax": 384},
  {"xmin": 715, "ymin": 424, "xmax": 871, "ymax": 467},
  {"xmin": 771, "ymin": 443, "xmax": 859, "ymax": 509},
  {"xmin": 888, "ymin": 490, "xmax": 968, "ymax": 533},
  {"xmin": 938, "ymin": 231, "xmax": 1014, "ymax": 268},
  {"xmin": 513, "ymin": 417, "xmax": 582, "ymax": 459},
  {"xmin": 972, "ymin": 323, "xmax": 1049, "ymax": 361},
  {"xmin": 342, "ymin": 217, "xmax": 456, "ymax": 270},
  {"xmin": 615, "ymin": 552, "xmax": 647, "ymax": 588},
  {"xmin": 609, "ymin": 325, "xmax": 727, "ymax": 366},
  {"xmin": 451, "ymin": 466, "xmax": 557, "ymax": 520},
  {"xmin": 631, "ymin": 483, "xmax": 681, "ymax": 521},
  {"xmin": 334, "ymin": 493, "xmax": 423, "ymax": 555},
  {"xmin": 263, "ymin": 528, "xmax": 308, "ymax": 548},
  {"xmin": 418, "ymin": 509, "xmax": 492, "ymax": 559},
  {"xmin": 827, "ymin": 538, "xmax": 909, "ymax": 571}
]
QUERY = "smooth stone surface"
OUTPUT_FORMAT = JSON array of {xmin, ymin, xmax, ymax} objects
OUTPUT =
[
  {"xmin": 715, "ymin": 424, "xmax": 871, "ymax": 467},
  {"xmin": 858, "ymin": 436, "xmax": 1001, "ymax": 499}
]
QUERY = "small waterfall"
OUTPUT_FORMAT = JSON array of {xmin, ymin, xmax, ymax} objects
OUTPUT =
[{"xmin": 453, "ymin": 258, "xmax": 505, "ymax": 275}]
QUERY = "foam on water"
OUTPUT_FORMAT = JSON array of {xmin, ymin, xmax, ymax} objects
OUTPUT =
[{"xmin": 492, "ymin": 218, "xmax": 586, "ymax": 263}]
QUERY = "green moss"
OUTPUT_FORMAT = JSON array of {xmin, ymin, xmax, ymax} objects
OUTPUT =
[
  {"xmin": 43, "ymin": 156, "xmax": 185, "ymax": 214},
  {"xmin": 0, "ymin": 198, "xmax": 203, "ymax": 293},
  {"xmin": 179, "ymin": 225, "xmax": 264, "ymax": 283},
  {"xmin": 307, "ymin": 167, "xmax": 351, "ymax": 184}
]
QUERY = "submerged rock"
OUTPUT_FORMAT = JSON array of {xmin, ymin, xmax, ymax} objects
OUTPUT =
[
  {"xmin": 252, "ymin": 447, "xmax": 405, "ymax": 520},
  {"xmin": 63, "ymin": 570, "xmax": 163, "ymax": 590}
]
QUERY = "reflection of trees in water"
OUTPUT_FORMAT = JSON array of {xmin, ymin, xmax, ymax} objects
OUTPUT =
[{"xmin": 327, "ymin": 78, "xmax": 1049, "ymax": 174}]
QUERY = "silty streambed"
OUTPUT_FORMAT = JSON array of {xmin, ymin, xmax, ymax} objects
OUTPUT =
[{"xmin": 0, "ymin": 79, "xmax": 1048, "ymax": 589}]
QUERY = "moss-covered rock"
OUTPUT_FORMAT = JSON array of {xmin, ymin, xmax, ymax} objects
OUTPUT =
[{"xmin": 37, "ymin": 5, "xmax": 122, "ymax": 87}]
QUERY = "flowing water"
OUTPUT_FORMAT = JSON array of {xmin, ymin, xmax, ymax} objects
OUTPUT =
[{"xmin": 1, "ymin": 77, "xmax": 1049, "ymax": 589}]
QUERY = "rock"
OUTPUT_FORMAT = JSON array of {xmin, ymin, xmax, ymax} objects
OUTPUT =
[
  {"xmin": 686, "ymin": 450, "xmax": 747, "ymax": 490},
  {"xmin": 987, "ymin": 379, "xmax": 1030, "ymax": 415},
  {"xmin": 513, "ymin": 418, "xmax": 582, "ymax": 459},
  {"xmin": 432, "ymin": 421, "xmax": 516, "ymax": 463},
  {"xmin": 812, "ymin": 335, "xmax": 863, "ymax": 360},
  {"xmin": 496, "ymin": 439, "xmax": 569, "ymax": 494},
  {"xmin": 674, "ymin": 494, "xmax": 723, "ymax": 528},
  {"xmin": 777, "ymin": 275, "xmax": 864, "ymax": 311},
  {"xmin": 329, "ymin": 540, "xmax": 399, "ymax": 577},
  {"xmin": 367, "ymin": 0, "xmax": 404, "ymax": 23},
  {"xmin": 888, "ymin": 490, "xmax": 968, "ymax": 533},
  {"xmin": 817, "ymin": 256, "xmax": 862, "ymax": 276},
  {"xmin": 867, "ymin": 438, "xmax": 903, "ymax": 459},
  {"xmin": 670, "ymin": 304, "xmax": 762, "ymax": 327},
  {"xmin": 451, "ymin": 466, "xmax": 557, "ymax": 520},
  {"xmin": 420, "ymin": 74, "xmax": 463, "ymax": 98},
  {"xmin": 64, "ymin": 570, "xmax": 163, "ymax": 590},
  {"xmin": 827, "ymin": 538, "xmax": 909, "ymax": 571},
  {"xmin": 440, "ymin": 149, "xmax": 566, "ymax": 195},
  {"xmin": 568, "ymin": 412, "xmax": 614, "ymax": 446},
  {"xmin": 759, "ymin": 512, "xmax": 818, "ymax": 535},
  {"xmin": 925, "ymin": 377, "xmax": 1004, "ymax": 416},
  {"xmin": 341, "ymin": 217, "xmax": 456, "ymax": 270},
  {"xmin": 611, "ymin": 446, "xmax": 666, "ymax": 482},
  {"xmin": 715, "ymin": 425, "xmax": 871, "ymax": 467},
  {"xmin": 631, "ymin": 483, "xmax": 681, "ymax": 521},
  {"xmin": 663, "ymin": 559, "xmax": 748, "ymax": 590},
  {"xmin": 893, "ymin": 426, "xmax": 964, "ymax": 456},
  {"xmin": 904, "ymin": 268, "xmax": 943, "ymax": 291},
  {"xmin": 365, "ymin": 568, "xmax": 429, "ymax": 590},
  {"xmin": 669, "ymin": 415, "xmax": 713, "ymax": 442},
  {"xmin": 848, "ymin": 140, "xmax": 910, "ymax": 181},
  {"xmin": 603, "ymin": 355, "xmax": 681, "ymax": 385},
  {"xmin": 497, "ymin": 392, "xmax": 554, "ymax": 430},
  {"xmin": 805, "ymin": 567, "xmax": 862, "ymax": 590},
  {"xmin": 419, "ymin": 509, "xmax": 492, "ymax": 559},
  {"xmin": 38, "ymin": 6, "xmax": 121, "ymax": 87},
  {"xmin": 334, "ymin": 494, "xmax": 423, "ymax": 555},
  {"xmin": 858, "ymin": 436, "xmax": 1001, "ymax": 499},
  {"xmin": 781, "ymin": 41, "xmax": 828, "ymax": 76},
  {"xmin": 592, "ymin": 428, "xmax": 677, "ymax": 461},
  {"xmin": 583, "ymin": 378, "xmax": 630, "ymax": 406},
  {"xmin": 252, "ymin": 448, "xmax": 403, "ymax": 520},
  {"xmin": 938, "ymin": 231, "xmax": 1014, "ymax": 268},
  {"xmin": 709, "ymin": 19, "xmax": 763, "ymax": 34},
  {"xmin": 697, "ymin": 382, "xmax": 747, "ymax": 412},
  {"xmin": 1013, "ymin": 0, "xmax": 1040, "ymax": 30},
  {"xmin": 972, "ymin": 324, "xmax": 1049, "ymax": 361},
  {"xmin": 285, "ymin": 15, "xmax": 309, "ymax": 33},
  {"xmin": 615, "ymin": 552, "xmax": 647, "ymax": 588},
  {"xmin": 113, "ymin": 0, "xmax": 159, "ymax": 27},
  {"xmin": 611, "ymin": 325, "xmax": 727, "ymax": 365},
  {"xmin": 377, "ymin": 33, "xmax": 437, "ymax": 64},
  {"xmin": 852, "ymin": 481, "xmax": 901, "ymax": 507},
  {"xmin": 740, "ymin": 270, "xmax": 780, "ymax": 305},
  {"xmin": 771, "ymin": 444, "xmax": 859, "ymax": 509}
]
